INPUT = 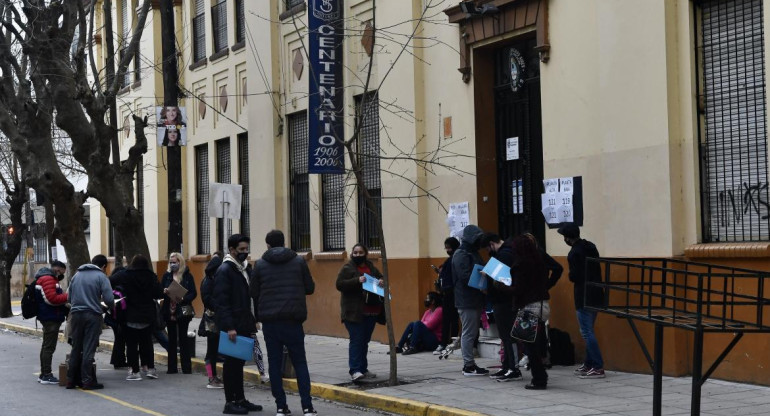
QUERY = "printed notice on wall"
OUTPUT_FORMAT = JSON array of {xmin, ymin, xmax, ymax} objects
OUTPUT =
[
  {"xmin": 447, "ymin": 202, "xmax": 470, "ymax": 239},
  {"xmin": 541, "ymin": 178, "xmax": 575, "ymax": 225},
  {"xmin": 506, "ymin": 137, "xmax": 519, "ymax": 161},
  {"xmin": 512, "ymin": 179, "xmax": 524, "ymax": 214}
]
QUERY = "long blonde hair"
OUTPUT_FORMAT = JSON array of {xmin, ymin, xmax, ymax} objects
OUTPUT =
[{"xmin": 167, "ymin": 252, "xmax": 186, "ymax": 281}]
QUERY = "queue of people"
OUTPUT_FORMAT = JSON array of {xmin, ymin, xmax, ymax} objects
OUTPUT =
[{"xmin": 30, "ymin": 222, "xmax": 603, "ymax": 414}]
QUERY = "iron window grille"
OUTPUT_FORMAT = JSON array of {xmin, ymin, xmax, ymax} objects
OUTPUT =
[
  {"xmin": 192, "ymin": 13, "xmax": 206, "ymax": 62},
  {"xmin": 211, "ymin": 0, "xmax": 228, "ymax": 54},
  {"xmin": 696, "ymin": 0, "xmax": 770, "ymax": 242},
  {"xmin": 322, "ymin": 173, "xmax": 345, "ymax": 251},
  {"xmin": 236, "ymin": 0, "xmax": 245, "ymax": 44},
  {"xmin": 118, "ymin": 48, "xmax": 131, "ymax": 88},
  {"xmin": 288, "ymin": 112, "xmax": 311, "ymax": 252},
  {"xmin": 355, "ymin": 92, "xmax": 382, "ymax": 250},
  {"xmin": 238, "ymin": 133, "xmax": 250, "ymax": 237},
  {"xmin": 119, "ymin": 0, "xmax": 131, "ymax": 87},
  {"xmin": 196, "ymin": 144, "xmax": 211, "ymax": 254},
  {"xmin": 133, "ymin": 48, "xmax": 141, "ymax": 83},
  {"xmin": 216, "ymin": 138, "xmax": 232, "ymax": 251}
]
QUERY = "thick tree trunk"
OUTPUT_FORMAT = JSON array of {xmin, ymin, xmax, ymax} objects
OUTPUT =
[{"xmin": 0, "ymin": 189, "xmax": 26, "ymax": 318}]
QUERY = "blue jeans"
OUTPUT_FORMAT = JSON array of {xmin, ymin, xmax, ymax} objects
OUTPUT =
[
  {"xmin": 262, "ymin": 321, "xmax": 312, "ymax": 410},
  {"xmin": 397, "ymin": 321, "xmax": 439, "ymax": 352},
  {"xmin": 577, "ymin": 308, "xmax": 604, "ymax": 369},
  {"xmin": 344, "ymin": 315, "xmax": 377, "ymax": 375}
]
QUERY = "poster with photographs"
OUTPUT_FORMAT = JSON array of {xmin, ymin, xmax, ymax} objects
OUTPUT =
[{"xmin": 156, "ymin": 106, "xmax": 187, "ymax": 147}]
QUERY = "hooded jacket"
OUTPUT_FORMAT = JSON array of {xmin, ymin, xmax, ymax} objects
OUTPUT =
[
  {"xmin": 567, "ymin": 238, "xmax": 605, "ymax": 309},
  {"xmin": 113, "ymin": 268, "xmax": 163, "ymax": 325},
  {"xmin": 249, "ymin": 247, "xmax": 315, "ymax": 323},
  {"xmin": 68, "ymin": 264, "xmax": 114, "ymax": 315},
  {"xmin": 200, "ymin": 255, "xmax": 223, "ymax": 312},
  {"xmin": 35, "ymin": 267, "xmax": 68, "ymax": 323},
  {"xmin": 213, "ymin": 256, "xmax": 256, "ymax": 335},
  {"xmin": 452, "ymin": 225, "xmax": 485, "ymax": 309}
]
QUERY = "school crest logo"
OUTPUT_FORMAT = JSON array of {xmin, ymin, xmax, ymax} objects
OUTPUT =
[{"xmin": 312, "ymin": 0, "xmax": 340, "ymax": 20}]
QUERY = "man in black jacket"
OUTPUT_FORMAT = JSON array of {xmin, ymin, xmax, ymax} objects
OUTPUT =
[
  {"xmin": 558, "ymin": 223, "xmax": 606, "ymax": 380},
  {"xmin": 250, "ymin": 230, "xmax": 316, "ymax": 416},
  {"xmin": 213, "ymin": 234, "xmax": 263, "ymax": 415}
]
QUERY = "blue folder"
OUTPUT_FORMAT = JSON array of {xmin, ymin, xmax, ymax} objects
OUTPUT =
[
  {"xmin": 218, "ymin": 331, "xmax": 254, "ymax": 361},
  {"xmin": 468, "ymin": 264, "xmax": 487, "ymax": 290}
]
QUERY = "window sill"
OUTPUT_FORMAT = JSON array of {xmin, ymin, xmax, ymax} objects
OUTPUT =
[
  {"xmin": 314, "ymin": 251, "xmax": 346, "ymax": 261},
  {"xmin": 131, "ymin": 80, "xmax": 142, "ymax": 90},
  {"xmin": 280, "ymin": 2, "xmax": 306, "ymax": 21},
  {"xmin": 684, "ymin": 243, "xmax": 770, "ymax": 258},
  {"xmin": 209, "ymin": 48, "xmax": 229, "ymax": 62},
  {"xmin": 117, "ymin": 86, "xmax": 131, "ymax": 96},
  {"xmin": 296, "ymin": 251, "xmax": 313, "ymax": 261},
  {"xmin": 231, "ymin": 41, "xmax": 245, "ymax": 52},
  {"xmin": 189, "ymin": 58, "xmax": 208, "ymax": 71},
  {"xmin": 190, "ymin": 254, "xmax": 212, "ymax": 263}
]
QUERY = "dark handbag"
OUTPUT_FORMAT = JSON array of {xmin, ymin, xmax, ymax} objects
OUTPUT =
[
  {"xmin": 511, "ymin": 309, "xmax": 540, "ymax": 343},
  {"xmin": 180, "ymin": 304, "xmax": 196, "ymax": 318},
  {"xmin": 154, "ymin": 301, "xmax": 166, "ymax": 331}
]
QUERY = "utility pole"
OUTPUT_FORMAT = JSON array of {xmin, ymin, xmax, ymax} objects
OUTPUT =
[{"xmin": 161, "ymin": 0, "xmax": 182, "ymax": 255}]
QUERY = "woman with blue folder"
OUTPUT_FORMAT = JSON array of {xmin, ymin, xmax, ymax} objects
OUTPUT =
[{"xmin": 336, "ymin": 243, "xmax": 384, "ymax": 382}]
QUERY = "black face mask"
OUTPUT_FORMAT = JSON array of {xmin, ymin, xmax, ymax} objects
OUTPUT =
[
  {"xmin": 352, "ymin": 256, "xmax": 366, "ymax": 265},
  {"xmin": 424, "ymin": 300, "xmax": 431, "ymax": 308},
  {"xmin": 235, "ymin": 253, "xmax": 248, "ymax": 263},
  {"xmin": 57, "ymin": 274, "xmax": 65, "ymax": 281}
]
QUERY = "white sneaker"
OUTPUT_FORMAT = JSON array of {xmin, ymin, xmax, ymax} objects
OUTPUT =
[
  {"xmin": 145, "ymin": 368, "xmax": 158, "ymax": 379},
  {"xmin": 433, "ymin": 344, "xmax": 445, "ymax": 355},
  {"xmin": 351, "ymin": 371, "xmax": 364, "ymax": 381},
  {"xmin": 126, "ymin": 372, "xmax": 142, "ymax": 381}
]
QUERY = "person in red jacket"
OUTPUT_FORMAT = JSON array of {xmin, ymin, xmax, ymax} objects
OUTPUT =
[{"xmin": 36, "ymin": 260, "xmax": 68, "ymax": 384}]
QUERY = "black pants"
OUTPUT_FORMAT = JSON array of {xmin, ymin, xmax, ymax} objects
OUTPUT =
[
  {"xmin": 223, "ymin": 355, "xmax": 245, "ymax": 403},
  {"xmin": 167, "ymin": 319, "xmax": 191, "ymax": 373},
  {"xmin": 523, "ymin": 320, "xmax": 548, "ymax": 386},
  {"xmin": 493, "ymin": 303, "xmax": 517, "ymax": 370},
  {"xmin": 440, "ymin": 289, "xmax": 459, "ymax": 345},
  {"xmin": 125, "ymin": 325, "xmax": 155, "ymax": 373},
  {"xmin": 205, "ymin": 330, "xmax": 220, "ymax": 378},
  {"xmin": 263, "ymin": 321, "xmax": 313, "ymax": 410},
  {"xmin": 110, "ymin": 324, "xmax": 127, "ymax": 366}
]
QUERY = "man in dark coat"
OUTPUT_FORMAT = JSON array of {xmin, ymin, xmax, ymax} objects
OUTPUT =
[
  {"xmin": 250, "ymin": 230, "xmax": 316, "ymax": 416},
  {"xmin": 213, "ymin": 234, "xmax": 263, "ymax": 415},
  {"xmin": 558, "ymin": 223, "xmax": 606, "ymax": 379}
]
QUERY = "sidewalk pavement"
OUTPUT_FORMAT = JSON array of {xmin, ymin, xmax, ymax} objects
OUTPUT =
[{"xmin": 4, "ymin": 310, "xmax": 770, "ymax": 416}]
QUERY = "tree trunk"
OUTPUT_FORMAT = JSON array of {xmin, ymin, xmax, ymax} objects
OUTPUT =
[{"xmin": 0, "ymin": 187, "xmax": 26, "ymax": 318}]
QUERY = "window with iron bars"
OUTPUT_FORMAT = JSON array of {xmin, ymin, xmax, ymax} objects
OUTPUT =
[
  {"xmin": 288, "ymin": 112, "xmax": 311, "ymax": 252},
  {"xmin": 238, "ymin": 133, "xmax": 250, "ymax": 237},
  {"xmin": 355, "ymin": 92, "xmax": 382, "ymax": 250},
  {"xmin": 322, "ymin": 173, "xmax": 345, "ymax": 251},
  {"xmin": 192, "ymin": 5, "xmax": 206, "ymax": 63},
  {"xmin": 216, "ymin": 138, "xmax": 232, "ymax": 252},
  {"xmin": 236, "ymin": 0, "xmax": 245, "ymax": 44},
  {"xmin": 696, "ymin": 0, "xmax": 770, "ymax": 242},
  {"xmin": 196, "ymin": 144, "xmax": 211, "ymax": 254},
  {"xmin": 211, "ymin": 0, "xmax": 228, "ymax": 54},
  {"xmin": 14, "ymin": 225, "xmax": 48, "ymax": 263}
]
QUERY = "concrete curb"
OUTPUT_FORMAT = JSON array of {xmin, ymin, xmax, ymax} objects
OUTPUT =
[{"xmin": 0, "ymin": 320, "xmax": 481, "ymax": 416}]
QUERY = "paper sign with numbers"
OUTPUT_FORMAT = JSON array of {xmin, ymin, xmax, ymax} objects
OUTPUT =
[
  {"xmin": 543, "ymin": 178, "xmax": 559, "ymax": 194},
  {"xmin": 447, "ymin": 202, "xmax": 470, "ymax": 239},
  {"xmin": 559, "ymin": 177, "xmax": 574, "ymax": 194},
  {"xmin": 541, "ymin": 177, "xmax": 576, "ymax": 225}
]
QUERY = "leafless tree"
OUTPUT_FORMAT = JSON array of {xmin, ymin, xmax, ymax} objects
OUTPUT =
[{"xmin": 0, "ymin": 136, "xmax": 28, "ymax": 317}]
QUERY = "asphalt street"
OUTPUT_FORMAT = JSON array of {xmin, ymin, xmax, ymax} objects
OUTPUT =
[{"xmin": 0, "ymin": 327, "xmax": 395, "ymax": 416}]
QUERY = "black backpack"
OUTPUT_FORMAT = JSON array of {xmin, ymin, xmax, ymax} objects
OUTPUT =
[
  {"xmin": 21, "ymin": 278, "xmax": 39, "ymax": 319},
  {"xmin": 548, "ymin": 327, "xmax": 576, "ymax": 366}
]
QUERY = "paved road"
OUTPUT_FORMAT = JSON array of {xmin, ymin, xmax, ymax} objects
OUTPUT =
[{"xmin": 0, "ymin": 328, "xmax": 395, "ymax": 416}]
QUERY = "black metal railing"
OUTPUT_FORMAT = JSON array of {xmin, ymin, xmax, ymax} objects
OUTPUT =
[{"xmin": 587, "ymin": 257, "xmax": 770, "ymax": 333}]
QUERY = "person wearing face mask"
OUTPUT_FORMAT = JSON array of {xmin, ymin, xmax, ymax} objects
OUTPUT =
[
  {"xmin": 433, "ymin": 237, "xmax": 460, "ymax": 355},
  {"xmin": 336, "ymin": 243, "xmax": 384, "ymax": 382},
  {"xmin": 394, "ymin": 291, "xmax": 443, "ymax": 355},
  {"xmin": 557, "ymin": 222, "xmax": 606, "ymax": 380},
  {"xmin": 35, "ymin": 260, "xmax": 69, "ymax": 385},
  {"xmin": 161, "ymin": 252, "xmax": 198, "ymax": 374}
]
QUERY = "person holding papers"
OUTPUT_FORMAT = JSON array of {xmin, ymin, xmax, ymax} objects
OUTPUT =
[
  {"xmin": 451, "ymin": 225, "xmax": 489, "ymax": 376},
  {"xmin": 336, "ymin": 243, "xmax": 384, "ymax": 382},
  {"xmin": 213, "ymin": 234, "xmax": 263, "ymax": 415},
  {"xmin": 510, "ymin": 234, "xmax": 551, "ymax": 390},
  {"xmin": 483, "ymin": 233, "xmax": 523, "ymax": 382},
  {"xmin": 161, "ymin": 252, "xmax": 198, "ymax": 375}
]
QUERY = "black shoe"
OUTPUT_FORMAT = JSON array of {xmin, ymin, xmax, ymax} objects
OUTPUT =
[
  {"xmin": 276, "ymin": 407, "xmax": 291, "ymax": 416},
  {"xmin": 401, "ymin": 347, "xmax": 418, "ymax": 355},
  {"xmin": 223, "ymin": 402, "xmax": 249, "ymax": 415},
  {"xmin": 236, "ymin": 399, "xmax": 263, "ymax": 412},
  {"xmin": 524, "ymin": 383, "xmax": 547, "ymax": 390},
  {"xmin": 496, "ymin": 369, "xmax": 524, "ymax": 382},
  {"xmin": 166, "ymin": 369, "xmax": 178, "ymax": 374},
  {"xmin": 489, "ymin": 368, "xmax": 508, "ymax": 379},
  {"xmin": 65, "ymin": 381, "xmax": 78, "ymax": 389},
  {"xmin": 81, "ymin": 382, "xmax": 104, "ymax": 390},
  {"xmin": 462, "ymin": 364, "xmax": 489, "ymax": 376},
  {"xmin": 302, "ymin": 407, "xmax": 317, "ymax": 416}
]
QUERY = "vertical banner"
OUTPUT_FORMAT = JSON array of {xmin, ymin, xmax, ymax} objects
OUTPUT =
[{"xmin": 308, "ymin": 0, "xmax": 345, "ymax": 174}]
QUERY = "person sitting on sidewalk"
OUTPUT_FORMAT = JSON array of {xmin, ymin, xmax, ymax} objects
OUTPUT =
[
  {"xmin": 396, "ymin": 291, "xmax": 443, "ymax": 355},
  {"xmin": 36, "ymin": 261, "xmax": 68, "ymax": 385}
]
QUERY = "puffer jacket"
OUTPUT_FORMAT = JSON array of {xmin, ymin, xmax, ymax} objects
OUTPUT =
[
  {"xmin": 35, "ymin": 267, "xmax": 68, "ymax": 323},
  {"xmin": 213, "ymin": 256, "xmax": 256, "ymax": 335},
  {"xmin": 250, "ymin": 247, "xmax": 315, "ymax": 323},
  {"xmin": 452, "ymin": 225, "xmax": 485, "ymax": 309}
]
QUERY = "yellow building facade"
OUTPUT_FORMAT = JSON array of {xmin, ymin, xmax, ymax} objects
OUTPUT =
[{"xmin": 90, "ymin": 0, "xmax": 770, "ymax": 385}]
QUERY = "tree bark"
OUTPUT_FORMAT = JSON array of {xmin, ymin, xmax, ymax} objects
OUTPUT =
[{"xmin": 0, "ymin": 185, "xmax": 26, "ymax": 318}]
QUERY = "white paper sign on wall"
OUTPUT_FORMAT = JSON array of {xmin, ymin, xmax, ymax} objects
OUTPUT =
[{"xmin": 506, "ymin": 137, "xmax": 519, "ymax": 161}]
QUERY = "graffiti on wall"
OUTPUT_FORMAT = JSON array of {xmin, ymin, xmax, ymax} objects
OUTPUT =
[{"xmin": 716, "ymin": 182, "xmax": 770, "ymax": 227}]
